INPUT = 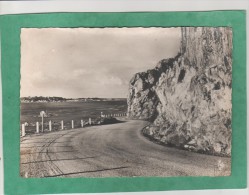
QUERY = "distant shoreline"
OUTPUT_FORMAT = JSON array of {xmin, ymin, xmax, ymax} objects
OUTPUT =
[{"xmin": 20, "ymin": 96, "xmax": 127, "ymax": 103}]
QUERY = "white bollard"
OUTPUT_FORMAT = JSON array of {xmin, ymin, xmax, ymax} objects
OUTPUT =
[
  {"xmin": 61, "ymin": 120, "xmax": 64, "ymax": 130},
  {"xmin": 89, "ymin": 118, "xmax": 92, "ymax": 125},
  {"xmin": 49, "ymin": 120, "xmax": 52, "ymax": 131},
  {"xmin": 36, "ymin": 122, "xmax": 39, "ymax": 133},
  {"xmin": 41, "ymin": 115, "xmax": 44, "ymax": 133},
  {"xmin": 72, "ymin": 120, "xmax": 74, "ymax": 129},
  {"xmin": 81, "ymin": 120, "xmax": 84, "ymax": 127},
  {"xmin": 21, "ymin": 124, "xmax": 25, "ymax": 137}
]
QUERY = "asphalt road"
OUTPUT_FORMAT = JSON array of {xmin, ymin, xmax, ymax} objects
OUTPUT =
[{"xmin": 20, "ymin": 119, "xmax": 231, "ymax": 178}]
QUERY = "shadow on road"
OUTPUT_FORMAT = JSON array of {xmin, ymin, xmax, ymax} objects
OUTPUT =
[{"xmin": 45, "ymin": 166, "xmax": 130, "ymax": 177}]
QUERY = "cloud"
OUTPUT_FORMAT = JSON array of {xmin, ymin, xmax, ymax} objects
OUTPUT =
[{"xmin": 21, "ymin": 27, "xmax": 181, "ymax": 98}]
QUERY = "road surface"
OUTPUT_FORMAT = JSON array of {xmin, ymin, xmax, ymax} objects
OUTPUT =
[{"xmin": 20, "ymin": 119, "xmax": 231, "ymax": 178}]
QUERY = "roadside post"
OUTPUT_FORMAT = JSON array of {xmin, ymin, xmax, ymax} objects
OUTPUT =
[
  {"xmin": 81, "ymin": 120, "xmax": 84, "ymax": 128},
  {"xmin": 61, "ymin": 120, "xmax": 64, "ymax": 130},
  {"xmin": 36, "ymin": 122, "xmax": 39, "ymax": 133},
  {"xmin": 89, "ymin": 118, "xmax": 91, "ymax": 125},
  {"xmin": 72, "ymin": 120, "xmax": 74, "ymax": 129},
  {"xmin": 21, "ymin": 124, "xmax": 25, "ymax": 137},
  {"xmin": 42, "ymin": 115, "xmax": 43, "ymax": 132},
  {"xmin": 49, "ymin": 120, "xmax": 52, "ymax": 131},
  {"xmin": 40, "ymin": 111, "xmax": 46, "ymax": 133}
]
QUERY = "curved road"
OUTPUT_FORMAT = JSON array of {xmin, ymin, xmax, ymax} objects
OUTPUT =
[{"xmin": 20, "ymin": 119, "xmax": 230, "ymax": 178}]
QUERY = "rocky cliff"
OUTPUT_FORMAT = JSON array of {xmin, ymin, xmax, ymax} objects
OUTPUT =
[{"xmin": 127, "ymin": 27, "xmax": 232, "ymax": 156}]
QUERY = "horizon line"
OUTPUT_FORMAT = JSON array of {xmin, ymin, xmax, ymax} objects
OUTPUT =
[{"xmin": 20, "ymin": 96, "xmax": 127, "ymax": 99}]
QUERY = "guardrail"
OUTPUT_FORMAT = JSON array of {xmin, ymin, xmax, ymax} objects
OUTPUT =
[{"xmin": 20, "ymin": 112, "xmax": 127, "ymax": 137}]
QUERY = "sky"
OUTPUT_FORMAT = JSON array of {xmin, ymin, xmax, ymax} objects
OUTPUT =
[{"xmin": 21, "ymin": 27, "xmax": 181, "ymax": 98}]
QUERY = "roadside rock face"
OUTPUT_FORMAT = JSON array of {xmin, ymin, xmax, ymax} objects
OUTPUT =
[{"xmin": 127, "ymin": 27, "xmax": 232, "ymax": 156}]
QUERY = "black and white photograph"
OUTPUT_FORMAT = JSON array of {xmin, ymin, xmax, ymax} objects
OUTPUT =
[{"xmin": 20, "ymin": 27, "xmax": 232, "ymax": 178}]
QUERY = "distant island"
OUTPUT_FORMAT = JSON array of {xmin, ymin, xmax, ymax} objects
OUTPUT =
[{"xmin": 21, "ymin": 96, "xmax": 127, "ymax": 103}]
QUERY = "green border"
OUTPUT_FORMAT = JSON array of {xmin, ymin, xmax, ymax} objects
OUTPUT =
[{"xmin": 0, "ymin": 11, "xmax": 247, "ymax": 195}]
